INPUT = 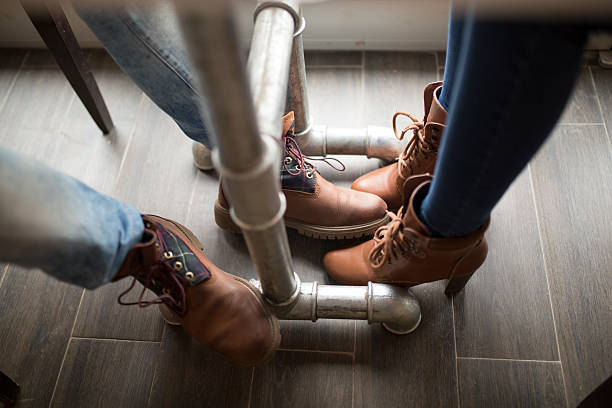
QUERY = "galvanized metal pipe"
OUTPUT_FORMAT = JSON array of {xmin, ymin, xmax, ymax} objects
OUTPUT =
[
  {"xmin": 296, "ymin": 125, "xmax": 407, "ymax": 162},
  {"xmin": 286, "ymin": 14, "xmax": 311, "ymax": 135},
  {"xmin": 248, "ymin": 1, "xmax": 299, "ymax": 143},
  {"xmin": 178, "ymin": 0, "xmax": 299, "ymax": 304},
  {"xmin": 178, "ymin": 1, "xmax": 422, "ymax": 333},
  {"xmin": 261, "ymin": 281, "xmax": 422, "ymax": 334}
]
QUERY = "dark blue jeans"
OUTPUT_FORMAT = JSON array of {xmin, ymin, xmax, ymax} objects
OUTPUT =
[{"xmin": 421, "ymin": 12, "xmax": 590, "ymax": 237}]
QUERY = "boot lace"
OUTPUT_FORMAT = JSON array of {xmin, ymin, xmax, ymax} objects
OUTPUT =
[
  {"xmin": 117, "ymin": 237, "xmax": 186, "ymax": 310},
  {"xmin": 283, "ymin": 132, "xmax": 346, "ymax": 178},
  {"xmin": 392, "ymin": 111, "xmax": 437, "ymax": 179},
  {"xmin": 369, "ymin": 207, "xmax": 422, "ymax": 268}
]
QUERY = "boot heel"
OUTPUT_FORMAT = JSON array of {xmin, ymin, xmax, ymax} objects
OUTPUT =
[
  {"xmin": 445, "ymin": 273, "xmax": 475, "ymax": 295},
  {"xmin": 444, "ymin": 238, "xmax": 488, "ymax": 295},
  {"xmin": 214, "ymin": 200, "xmax": 242, "ymax": 233}
]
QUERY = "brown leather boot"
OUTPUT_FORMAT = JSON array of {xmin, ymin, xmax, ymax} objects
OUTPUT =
[
  {"xmin": 323, "ymin": 175, "xmax": 488, "ymax": 294},
  {"xmin": 214, "ymin": 112, "xmax": 389, "ymax": 239},
  {"xmin": 114, "ymin": 214, "xmax": 280, "ymax": 365},
  {"xmin": 351, "ymin": 82, "xmax": 446, "ymax": 211}
]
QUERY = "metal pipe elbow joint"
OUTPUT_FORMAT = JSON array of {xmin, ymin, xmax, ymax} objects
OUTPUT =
[{"xmin": 368, "ymin": 283, "xmax": 422, "ymax": 334}]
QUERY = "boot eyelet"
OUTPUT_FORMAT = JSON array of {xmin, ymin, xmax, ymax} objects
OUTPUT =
[
  {"xmin": 294, "ymin": 164, "xmax": 301, "ymax": 171},
  {"xmin": 154, "ymin": 242, "xmax": 160, "ymax": 248},
  {"xmin": 185, "ymin": 272, "xmax": 195, "ymax": 281},
  {"xmin": 145, "ymin": 223, "xmax": 151, "ymax": 228},
  {"xmin": 173, "ymin": 261, "xmax": 183, "ymax": 271},
  {"xmin": 151, "ymin": 278, "xmax": 158, "ymax": 285},
  {"xmin": 306, "ymin": 171, "xmax": 314, "ymax": 179},
  {"xmin": 162, "ymin": 288, "xmax": 171, "ymax": 295},
  {"xmin": 163, "ymin": 251, "xmax": 173, "ymax": 259},
  {"xmin": 284, "ymin": 157, "xmax": 292, "ymax": 164}
]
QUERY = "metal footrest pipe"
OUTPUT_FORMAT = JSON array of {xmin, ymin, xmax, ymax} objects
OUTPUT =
[
  {"xmin": 267, "ymin": 281, "xmax": 422, "ymax": 335},
  {"xmin": 178, "ymin": 0, "xmax": 299, "ymax": 305},
  {"xmin": 296, "ymin": 125, "xmax": 406, "ymax": 162},
  {"xmin": 284, "ymin": 13, "xmax": 404, "ymax": 162}
]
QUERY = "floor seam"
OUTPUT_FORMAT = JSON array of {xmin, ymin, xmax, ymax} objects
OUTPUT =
[
  {"xmin": 110, "ymin": 92, "xmax": 146, "ymax": 196},
  {"xmin": 247, "ymin": 366, "xmax": 255, "ymax": 408},
  {"xmin": 0, "ymin": 263, "xmax": 9, "ymax": 289},
  {"xmin": 277, "ymin": 348, "xmax": 354, "ymax": 356},
  {"xmin": 69, "ymin": 336, "xmax": 162, "ymax": 343},
  {"xmin": 0, "ymin": 50, "xmax": 28, "ymax": 116},
  {"xmin": 145, "ymin": 324, "xmax": 166, "ymax": 408},
  {"xmin": 528, "ymin": 165, "xmax": 569, "ymax": 407},
  {"xmin": 588, "ymin": 65, "xmax": 612, "ymax": 148},
  {"xmin": 457, "ymin": 356, "xmax": 562, "ymax": 364},
  {"xmin": 451, "ymin": 296, "xmax": 461, "ymax": 408}
]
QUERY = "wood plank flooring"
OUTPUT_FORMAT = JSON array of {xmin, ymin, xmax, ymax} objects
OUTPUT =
[
  {"xmin": 530, "ymin": 123, "xmax": 612, "ymax": 406},
  {"xmin": 457, "ymin": 358, "xmax": 566, "ymax": 408},
  {"xmin": 0, "ymin": 49, "xmax": 611, "ymax": 407}
]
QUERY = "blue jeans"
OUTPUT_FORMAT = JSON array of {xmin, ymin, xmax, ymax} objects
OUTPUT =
[
  {"xmin": 0, "ymin": 146, "xmax": 143, "ymax": 289},
  {"xmin": 421, "ymin": 14, "xmax": 591, "ymax": 237},
  {"xmin": 1, "ymin": 3, "xmax": 205, "ymax": 290},
  {"xmin": 76, "ymin": 2, "xmax": 212, "ymax": 148},
  {"xmin": 0, "ymin": 4, "xmax": 596, "ymax": 288}
]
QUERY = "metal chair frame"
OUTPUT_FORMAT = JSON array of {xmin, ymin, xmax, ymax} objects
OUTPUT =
[{"xmin": 179, "ymin": 0, "xmax": 422, "ymax": 334}]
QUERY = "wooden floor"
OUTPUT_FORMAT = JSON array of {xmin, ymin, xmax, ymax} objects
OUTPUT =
[{"xmin": 0, "ymin": 49, "xmax": 611, "ymax": 408}]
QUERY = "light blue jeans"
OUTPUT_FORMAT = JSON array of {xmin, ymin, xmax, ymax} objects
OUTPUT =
[
  {"xmin": 0, "ymin": 3, "xmax": 205, "ymax": 289},
  {"xmin": 0, "ymin": 146, "xmax": 144, "ymax": 289}
]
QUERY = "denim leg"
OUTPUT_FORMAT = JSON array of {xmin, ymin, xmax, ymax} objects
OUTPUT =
[
  {"xmin": 76, "ymin": 2, "xmax": 212, "ymax": 149},
  {"xmin": 420, "ymin": 19, "xmax": 588, "ymax": 237},
  {"xmin": 0, "ymin": 147, "xmax": 144, "ymax": 289},
  {"xmin": 438, "ymin": 6, "xmax": 466, "ymax": 111}
]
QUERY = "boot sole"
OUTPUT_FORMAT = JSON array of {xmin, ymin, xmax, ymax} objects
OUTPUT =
[
  {"xmin": 157, "ymin": 217, "xmax": 281, "ymax": 365},
  {"xmin": 214, "ymin": 200, "xmax": 389, "ymax": 240}
]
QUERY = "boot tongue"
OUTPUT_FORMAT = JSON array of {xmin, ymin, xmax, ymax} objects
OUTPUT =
[
  {"xmin": 401, "ymin": 175, "xmax": 433, "ymax": 237},
  {"xmin": 426, "ymin": 85, "xmax": 447, "ymax": 125},
  {"xmin": 282, "ymin": 111, "xmax": 295, "ymax": 138},
  {"xmin": 422, "ymin": 82, "xmax": 442, "ymax": 120}
]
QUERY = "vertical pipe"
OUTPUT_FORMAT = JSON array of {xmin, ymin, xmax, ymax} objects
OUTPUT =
[
  {"xmin": 286, "ymin": 14, "xmax": 311, "ymax": 135},
  {"xmin": 178, "ymin": 0, "xmax": 299, "ymax": 304}
]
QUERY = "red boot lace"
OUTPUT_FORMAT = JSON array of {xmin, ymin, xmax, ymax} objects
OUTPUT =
[
  {"xmin": 117, "ymin": 234, "xmax": 186, "ymax": 310},
  {"xmin": 283, "ymin": 133, "xmax": 346, "ymax": 178}
]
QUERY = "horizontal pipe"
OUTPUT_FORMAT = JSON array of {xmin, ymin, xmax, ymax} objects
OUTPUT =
[
  {"xmin": 269, "ymin": 281, "xmax": 421, "ymax": 334},
  {"xmin": 296, "ymin": 125, "xmax": 406, "ymax": 162}
]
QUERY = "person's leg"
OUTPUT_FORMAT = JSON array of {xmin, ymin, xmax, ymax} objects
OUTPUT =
[
  {"xmin": 0, "ymin": 146, "xmax": 280, "ymax": 364},
  {"xmin": 420, "ymin": 17, "xmax": 588, "ymax": 237},
  {"xmin": 438, "ymin": 6, "xmax": 466, "ymax": 111},
  {"xmin": 75, "ymin": 2, "xmax": 212, "ymax": 148},
  {"xmin": 0, "ymin": 146, "xmax": 144, "ymax": 289}
]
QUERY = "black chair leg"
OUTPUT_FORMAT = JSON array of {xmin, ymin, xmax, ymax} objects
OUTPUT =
[
  {"xmin": 22, "ymin": 0, "xmax": 114, "ymax": 134},
  {"xmin": 0, "ymin": 371, "xmax": 19, "ymax": 408}
]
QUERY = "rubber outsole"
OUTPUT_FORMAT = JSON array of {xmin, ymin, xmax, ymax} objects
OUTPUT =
[{"xmin": 214, "ymin": 200, "xmax": 389, "ymax": 240}]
